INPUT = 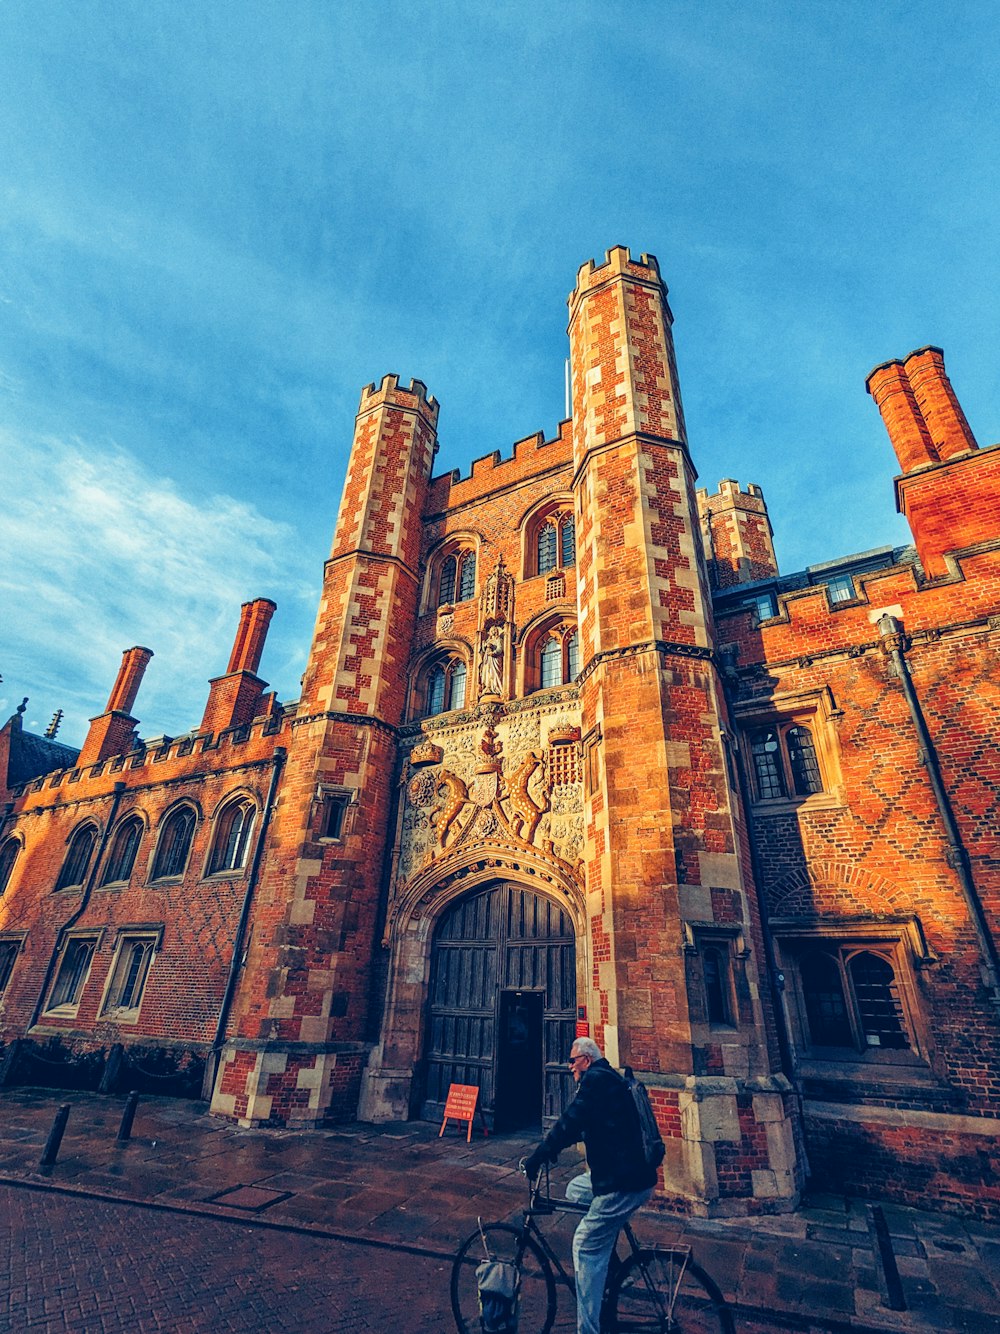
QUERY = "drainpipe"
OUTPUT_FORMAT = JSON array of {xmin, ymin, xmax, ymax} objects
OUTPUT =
[
  {"xmin": 29, "ymin": 781, "xmax": 127, "ymax": 1029},
  {"xmin": 877, "ymin": 614, "xmax": 1000, "ymax": 1010},
  {"xmin": 204, "ymin": 745, "xmax": 286, "ymax": 1098},
  {"xmin": 730, "ymin": 739, "xmax": 797, "ymax": 1083},
  {"xmin": 714, "ymin": 672, "xmax": 797, "ymax": 1094}
]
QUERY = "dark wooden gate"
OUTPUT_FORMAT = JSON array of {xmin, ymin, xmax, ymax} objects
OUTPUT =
[{"xmin": 422, "ymin": 882, "xmax": 576, "ymax": 1129}]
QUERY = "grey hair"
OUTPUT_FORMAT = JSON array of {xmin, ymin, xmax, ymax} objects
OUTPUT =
[{"xmin": 572, "ymin": 1037, "xmax": 603, "ymax": 1062}]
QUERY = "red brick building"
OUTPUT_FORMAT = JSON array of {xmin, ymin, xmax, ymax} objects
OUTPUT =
[{"xmin": 2, "ymin": 247, "xmax": 998, "ymax": 1219}]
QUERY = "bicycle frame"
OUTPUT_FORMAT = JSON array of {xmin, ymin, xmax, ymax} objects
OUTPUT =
[{"xmin": 519, "ymin": 1166, "xmax": 670, "ymax": 1313}]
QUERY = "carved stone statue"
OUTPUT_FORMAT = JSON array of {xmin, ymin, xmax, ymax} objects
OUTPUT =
[{"xmin": 479, "ymin": 625, "xmax": 505, "ymax": 697}]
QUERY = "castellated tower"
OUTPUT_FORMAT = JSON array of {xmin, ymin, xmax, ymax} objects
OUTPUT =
[
  {"xmin": 697, "ymin": 479, "xmax": 779, "ymax": 589},
  {"xmin": 211, "ymin": 376, "xmax": 438, "ymax": 1126},
  {"xmin": 568, "ymin": 247, "xmax": 799, "ymax": 1209}
]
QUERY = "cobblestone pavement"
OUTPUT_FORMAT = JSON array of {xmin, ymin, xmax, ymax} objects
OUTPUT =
[{"xmin": 4, "ymin": 1182, "xmax": 457, "ymax": 1334}]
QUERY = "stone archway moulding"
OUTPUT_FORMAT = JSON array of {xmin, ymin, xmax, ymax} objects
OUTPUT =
[{"xmin": 384, "ymin": 839, "xmax": 586, "ymax": 947}]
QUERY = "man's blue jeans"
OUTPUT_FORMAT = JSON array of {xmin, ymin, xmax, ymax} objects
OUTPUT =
[{"xmin": 566, "ymin": 1172, "xmax": 654, "ymax": 1334}]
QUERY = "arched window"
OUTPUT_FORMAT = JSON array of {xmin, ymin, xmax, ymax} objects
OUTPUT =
[
  {"xmin": 0, "ymin": 838, "xmax": 20, "ymax": 895},
  {"xmin": 797, "ymin": 944, "xmax": 912, "ymax": 1055},
  {"xmin": 849, "ymin": 951, "xmax": 909, "ymax": 1050},
  {"xmin": 458, "ymin": 551, "xmax": 476, "ymax": 601},
  {"xmin": 538, "ymin": 522, "xmax": 558, "ymax": 575},
  {"xmin": 55, "ymin": 825, "xmax": 97, "ymax": 891},
  {"xmin": 530, "ymin": 622, "xmax": 580, "ymax": 692},
  {"xmin": 531, "ymin": 507, "xmax": 576, "ymax": 578},
  {"xmin": 100, "ymin": 817, "xmax": 143, "ymax": 886},
  {"xmin": 801, "ymin": 950, "xmax": 852, "ymax": 1047},
  {"xmin": 151, "ymin": 806, "xmax": 197, "ymax": 881},
  {"xmin": 438, "ymin": 554, "xmax": 457, "ymax": 605},
  {"xmin": 423, "ymin": 658, "xmax": 467, "ymax": 717},
  {"xmin": 102, "ymin": 936, "xmax": 156, "ymax": 1018},
  {"xmin": 436, "ymin": 548, "xmax": 476, "ymax": 607},
  {"xmin": 207, "ymin": 798, "xmax": 257, "ymax": 875},
  {"xmin": 540, "ymin": 636, "xmax": 562, "ymax": 688}
]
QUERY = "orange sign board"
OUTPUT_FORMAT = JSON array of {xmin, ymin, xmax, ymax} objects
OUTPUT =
[{"xmin": 439, "ymin": 1083, "xmax": 488, "ymax": 1142}]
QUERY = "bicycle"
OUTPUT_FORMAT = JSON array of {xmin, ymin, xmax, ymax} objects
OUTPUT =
[{"xmin": 451, "ymin": 1162, "xmax": 734, "ymax": 1332}]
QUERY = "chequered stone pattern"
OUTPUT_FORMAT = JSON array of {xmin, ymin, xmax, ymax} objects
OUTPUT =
[
  {"xmin": 3, "ymin": 247, "xmax": 998, "ymax": 1223},
  {"xmin": 567, "ymin": 247, "xmax": 791, "ymax": 1207},
  {"xmin": 698, "ymin": 480, "xmax": 779, "ymax": 590}
]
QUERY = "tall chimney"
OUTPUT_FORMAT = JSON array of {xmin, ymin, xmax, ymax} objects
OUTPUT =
[
  {"xmin": 201, "ymin": 598, "xmax": 277, "ymax": 734},
  {"xmin": 903, "ymin": 346, "xmax": 978, "ymax": 462},
  {"xmin": 78, "ymin": 646, "xmax": 153, "ymax": 767},
  {"xmin": 866, "ymin": 359, "xmax": 938, "ymax": 473},
  {"xmin": 868, "ymin": 348, "xmax": 999, "ymax": 578}
]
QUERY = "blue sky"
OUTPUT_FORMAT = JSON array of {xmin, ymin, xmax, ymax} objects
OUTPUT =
[{"xmin": 2, "ymin": 1, "xmax": 998, "ymax": 747}]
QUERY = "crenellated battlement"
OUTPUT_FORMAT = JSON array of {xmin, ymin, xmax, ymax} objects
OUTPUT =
[
  {"xmin": 358, "ymin": 373, "xmax": 439, "ymax": 426},
  {"xmin": 13, "ymin": 706, "xmax": 291, "ymax": 802},
  {"xmin": 697, "ymin": 478, "xmax": 778, "ymax": 589},
  {"xmin": 697, "ymin": 478, "xmax": 769, "ymax": 512},
  {"xmin": 425, "ymin": 418, "xmax": 574, "ymax": 509},
  {"xmin": 567, "ymin": 244, "xmax": 665, "ymax": 320}
]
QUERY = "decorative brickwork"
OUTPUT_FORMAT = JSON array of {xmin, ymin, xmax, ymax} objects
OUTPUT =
[{"xmin": 3, "ymin": 246, "xmax": 999, "ymax": 1221}]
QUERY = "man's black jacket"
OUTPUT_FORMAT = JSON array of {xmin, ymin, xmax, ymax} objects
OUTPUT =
[{"xmin": 535, "ymin": 1058, "xmax": 657, "ymax": 1196}]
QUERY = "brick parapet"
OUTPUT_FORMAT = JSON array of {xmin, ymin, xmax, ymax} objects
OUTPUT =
[{"xmin": 424, "ymin": 419, "xmax": 575, "ymax": 513}]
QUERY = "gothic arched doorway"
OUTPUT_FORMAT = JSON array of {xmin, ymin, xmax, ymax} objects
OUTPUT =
[{"xmin": 422, "ymin": 881, "xmax": 576, "ymax": 1131}]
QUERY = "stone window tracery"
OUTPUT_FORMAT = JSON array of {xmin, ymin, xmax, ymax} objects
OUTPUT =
[
  {"xmin": 420, "ymin": 656, "xmax": 468, "ymax": 718},
  {"xmin": 100, "ymin": 817, "xmax": 144, "ymax": 887},
  {"xmin": 54, "ymin": 824, "xmax": 98, "ymax": 891},
  {"xmin": 207, "ymin": 797, "xmax": 256, "ymax": 875},
  {"xmin": 531, "ymin": 507, "xmax": 575, "ymax": 578},
  {"xmin": 150, "ymin": 805, "xmax": 197, "ymax": 881},
  {"xmin": 101, "ymin": 931, "xmax": 160, "ymax": 1021},
  {"xmin": 45, "ymin": 934, "xmax": 99, "ymax": 1014},
  {"xmin": 528, "ymin": 622, "xmax": 579, "ymax": 693},
  {"xmin": 434, "ymin": 547, "xmax": 477, "ymax": 607},
  {"xmin": 772, "ymin": 919, "xmax": 932, "ymax": 1076},
  {"xmin": 0, "ymin": 838, "xmax": 20, "ymax": 896}
]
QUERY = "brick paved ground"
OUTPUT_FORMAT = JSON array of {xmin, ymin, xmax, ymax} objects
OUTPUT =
[
  {"xmin": 4, "ymin": 1182, "xmax": 457, "ymax": 1334},
  {"xmin": 4, "ymin": 1088, "xmax": 1000, "ymax": 1332}
]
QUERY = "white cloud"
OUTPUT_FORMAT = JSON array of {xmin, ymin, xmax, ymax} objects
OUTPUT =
[{"xmin": 0, "ymin": 428, "xmax": 312, "ymax": 746}]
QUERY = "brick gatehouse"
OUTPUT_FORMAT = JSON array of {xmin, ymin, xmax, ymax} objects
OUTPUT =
[{"xmin": 2, "ymin": 247, "xmax": 998, "ymax": 1219}]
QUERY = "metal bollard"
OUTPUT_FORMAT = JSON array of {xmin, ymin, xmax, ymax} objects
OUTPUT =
[
  {"xmin": 117, "ymin": 1090, "xmax": 140, "ymax": 1142},
  {"xmin": 866, "ymin": 1203, "xmax": 907, "ymax": 1311},
  {"xmin": 39, "ymin": 1103, "xmax": 71, "ymax": 1169}
]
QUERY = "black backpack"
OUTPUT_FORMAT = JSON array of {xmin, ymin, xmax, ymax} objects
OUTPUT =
[{"xmin": 623, "ymin": 1066, "xmax": 666, "ymax": 1170}]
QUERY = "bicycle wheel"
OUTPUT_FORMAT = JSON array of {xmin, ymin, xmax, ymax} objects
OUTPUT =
[
  {"xmin": 451, "ymin": 1221, "xmax": 558, "ymax": 1334},
  {"xmin": 607, "ymin": 1247, "xmax": 733, "ymax": 1333}
]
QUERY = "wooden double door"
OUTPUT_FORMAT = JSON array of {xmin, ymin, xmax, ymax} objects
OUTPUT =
[{"xmin": 422, "ymin": 882, "xmax": 577, "ymax": 1131}]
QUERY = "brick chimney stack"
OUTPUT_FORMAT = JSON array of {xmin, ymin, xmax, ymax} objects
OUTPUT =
[
  {"xmin": 78, "ymin": 646, "xmax": 153, "ymax": 767},
  {"xmin": 201, "ymin": 598, "xmax": 278, "ymax": 734},
  {"xmin": 226, "ymin": 598, "xmax": 276, "ymax": 675},
  {"xmin": 867, "ymin": 347, "xmax": 998, "ymax": 578}
]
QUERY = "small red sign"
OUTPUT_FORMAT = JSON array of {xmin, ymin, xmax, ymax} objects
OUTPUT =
[{"xmin": 439, "ymin": 1083, "xmax": 488, "ymax": 1142}]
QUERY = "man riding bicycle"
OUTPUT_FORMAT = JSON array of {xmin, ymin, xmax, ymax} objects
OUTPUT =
[{"xmin": 523, "ymin": 1037, "xmax": 656, "ymax": 1334}]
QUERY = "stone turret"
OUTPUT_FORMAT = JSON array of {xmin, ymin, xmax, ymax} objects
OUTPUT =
[
  {"xmin": 698, "ymin": 480, "xmax": 779, "ymax": 589},
  {"xmin": 568, "ymin": 245, "xmax": 800, "ymax": 1210},
  {"xmin": 211, "ymin": 375, "xmax": 438, "ymax": 1127}
]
